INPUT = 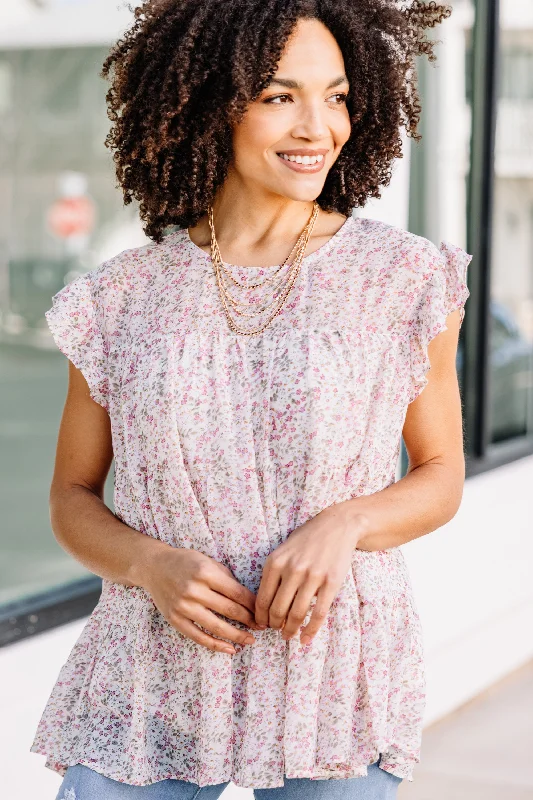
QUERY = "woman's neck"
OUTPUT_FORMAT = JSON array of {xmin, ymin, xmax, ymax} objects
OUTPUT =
[{"xmin": 187, "ymin": 203, "xmax": 349, "ymax": 268}]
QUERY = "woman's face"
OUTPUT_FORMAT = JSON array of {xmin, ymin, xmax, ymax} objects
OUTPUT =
[{"xmin": 231, "ymin": 17, "xmax": 352, "ymax": 202}]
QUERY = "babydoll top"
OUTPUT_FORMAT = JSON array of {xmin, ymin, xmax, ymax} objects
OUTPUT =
[{"xmin": 30, "ymin": 214, "xmax": 472, "ymax": 788}]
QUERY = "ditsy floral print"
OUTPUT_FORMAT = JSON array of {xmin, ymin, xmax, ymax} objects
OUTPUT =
[{"xmin": 30, "ymin": 215, "xmax": 472, "ymax": 788}]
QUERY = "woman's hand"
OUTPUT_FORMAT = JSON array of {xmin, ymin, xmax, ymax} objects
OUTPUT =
[
  {"xmin": 254, "ymin": 508, "xmax": 368, "ymax": 645},
  {"xmin": 142, "ymin": 546, "xmax": 263, "ymax": 655}
]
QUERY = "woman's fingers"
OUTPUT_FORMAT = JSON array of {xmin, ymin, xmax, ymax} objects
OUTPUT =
[
  {"xmin": 176, "ymin": 617, "xmax": 237, "ymax": 654},
  {"xmin": 265, "ymin": 570, "xmax": 307, "ymax": 630},
  {"xmin": 203, "ymin": 588, "xmax": 263, "ymax": 630},
  {"xmin": 298, "ymin": 582, "xmax": 337, "ymax": 643},
  {"xmin": 184, "ymin": 603, "xmax": 257, "ymax": 647},
  {"xmin": 143, "ymin": 549, "xmax": 264, "ymax": 653},
  {"xmin": 253, "ymin": 557, "xmax": 282, "ymax": 627},
  {"xmin": 253, "ymin": 555, "xmax": 341, "ymax": 643},
  {"xmin": 278, "ymin": 578, "xmax": 321, "ymax": 640},
  {"xmin": 208, "ymin": 561, "xmax": 258, "ymax": 611}
]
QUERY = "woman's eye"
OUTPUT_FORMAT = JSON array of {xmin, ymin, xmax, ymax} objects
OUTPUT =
[
  {"xmin": 329, "ymin": 93, "xmax": 348, "ymax": 104},
  {"xmin": 263, "ymin": 93, "xmax": 348, "ymax": 105},
  {"xmin": 263, "ymin": 94, "xmax": 292, "ymax": 104}
]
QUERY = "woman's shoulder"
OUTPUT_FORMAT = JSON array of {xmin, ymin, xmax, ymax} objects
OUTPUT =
[
  {"xmin": 49, "ymin": 231, "xmax": 189, "ymax": 350},
  {"xmin": 353, "ymin": 216, "xmax": 472, "ymax": 301},
  {"xmin": 89, "ymin": 229, "xmax": 185, "ymax": 290},
  {"xmin": 355, "ymin": 216, "xmax": 444, "ymax": 267}
]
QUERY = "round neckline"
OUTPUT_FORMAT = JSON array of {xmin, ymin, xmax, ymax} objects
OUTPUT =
[{"xmin": 182, "ymin": 213, "xmax": 358, "ymax": 271}]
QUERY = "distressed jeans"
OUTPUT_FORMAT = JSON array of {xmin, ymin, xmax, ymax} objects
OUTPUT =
[{"xmin": 55, "ymin": 759, "xmax": 403, "ymax": 800}]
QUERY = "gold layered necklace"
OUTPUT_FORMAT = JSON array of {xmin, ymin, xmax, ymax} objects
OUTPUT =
[{"xmin": 208, "ymin": 201, "xmax": 320, "ymax": 336}]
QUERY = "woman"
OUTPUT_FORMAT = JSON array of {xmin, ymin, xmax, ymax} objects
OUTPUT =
[{"xmin": 31, "ymin": 1, "xmax": 471, "ymax": 798}]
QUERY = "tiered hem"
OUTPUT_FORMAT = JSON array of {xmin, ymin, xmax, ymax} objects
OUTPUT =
[{"xmin": 30, "ymin": 549, "xmax": 425, "ymax": 789}]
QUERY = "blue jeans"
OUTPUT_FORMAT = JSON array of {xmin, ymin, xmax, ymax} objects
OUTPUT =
[{"xmin": 55, "ymin": 759, "xmax": 402, "ymax": 800}]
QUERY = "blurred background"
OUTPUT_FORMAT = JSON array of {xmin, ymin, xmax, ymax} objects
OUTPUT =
[{"xmin": 0, "ymin": 0, "xmax": 532, "ymax": 798}]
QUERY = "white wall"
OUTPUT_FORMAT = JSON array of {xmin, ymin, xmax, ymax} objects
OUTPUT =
[{"xmin": 404, "ymin": 453, "xmax": 533, "ymax": 724}]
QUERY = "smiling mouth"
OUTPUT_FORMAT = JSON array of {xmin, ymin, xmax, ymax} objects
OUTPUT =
[
  {"xmin": 276, "ymin": 153, "xmax": 327, "ymax": 173},
  {"xmin": 277, "ymin": 153, "xmax": 325, "ymax": 165}
]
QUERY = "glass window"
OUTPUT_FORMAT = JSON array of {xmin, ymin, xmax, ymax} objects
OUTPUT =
[
  {"xmin": 0, "ymin": 47, "xmax": 148, "ymax": 609},
  {"xmin": 488, "ymin": 5, "xmax": 533, "ymax": 444},
  {"xmin": 400, "ymin": 0, "xmax": 474, "ymax": 476}
]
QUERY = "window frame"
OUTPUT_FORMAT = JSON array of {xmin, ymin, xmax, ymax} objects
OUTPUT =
[
  {"xmin": 0, "ymin": 577, "xmax": 102, "ymax": 648},
  {"xmin": 463, "ymin": 0, "xmax": 533, "ymax": 476}
]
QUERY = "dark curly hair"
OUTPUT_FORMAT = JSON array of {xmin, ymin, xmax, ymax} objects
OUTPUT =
[{"xmin": 101, "ymin": 0, "xmax": 452, "ymax": 243}]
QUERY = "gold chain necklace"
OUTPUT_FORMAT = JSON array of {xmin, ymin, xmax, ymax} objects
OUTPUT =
[
  {"xmin": 212, "ymin": 238, "xmax": 301, "ymax": 313},
  {"xmin": 213, "ymin": 231, "xmax": 301, "ymax": 291},
  {"xmin": 208, "ymin": 201, "xmax": 320, "ymax": 336},
  {"xmin": 210, "ymin": 203, "xmax": 319, "ymax": 334}
]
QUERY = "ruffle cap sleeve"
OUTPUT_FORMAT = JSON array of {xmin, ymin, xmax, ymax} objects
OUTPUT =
[
  {"xmin": 408, "ymin": 240, "xmax": 472, "ymax": 404},
  {"xmin": 45, "ymin": 270, "xmax": 109, "ymax": 411}
]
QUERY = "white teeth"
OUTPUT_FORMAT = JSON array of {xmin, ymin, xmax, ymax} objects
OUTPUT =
[{"xmin": 279, "ymin": 153, "xmax": 324, "ymax": 165}]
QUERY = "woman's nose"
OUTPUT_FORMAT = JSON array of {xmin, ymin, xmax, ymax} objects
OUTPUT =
[{"xmin": 290, "ymin": 104, "xmax": 330, "ymax": 141}]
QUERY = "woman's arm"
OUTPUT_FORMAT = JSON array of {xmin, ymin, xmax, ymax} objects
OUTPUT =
[
  {"xmin": 49, "ymin": 360, "xmax": 172, "ymax": 588},
  {"xmin": 49, "ymin": 361, "xmax": 261, "ymax": 653},
  {"xmin": 328, "ymin": 307, "xmax": 467, "ymax": 551},
  {"xmin": 254, "ymin": 308, "xmax": 467, "ymax": 640}
]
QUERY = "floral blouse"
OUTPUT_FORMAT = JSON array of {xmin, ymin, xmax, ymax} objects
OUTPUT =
[{"xmin": 30, "ymin": 214, "xmax": 472, "ymax": 788}]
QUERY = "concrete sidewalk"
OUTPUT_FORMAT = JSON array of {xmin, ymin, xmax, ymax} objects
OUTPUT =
[{"xmin": 399, "ymin": 658, "xmax": 533, "ymax": 799}]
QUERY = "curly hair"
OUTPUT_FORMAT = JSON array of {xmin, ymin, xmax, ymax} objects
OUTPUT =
[{"xmin": 101, "ymin": 0, "xmax": 452, "ymax": 243}]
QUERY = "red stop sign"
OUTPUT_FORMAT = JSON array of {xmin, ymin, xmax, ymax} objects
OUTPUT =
[{"xmin": 47, "ymin": 196, "xmax": 96, "ymax": 238}]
